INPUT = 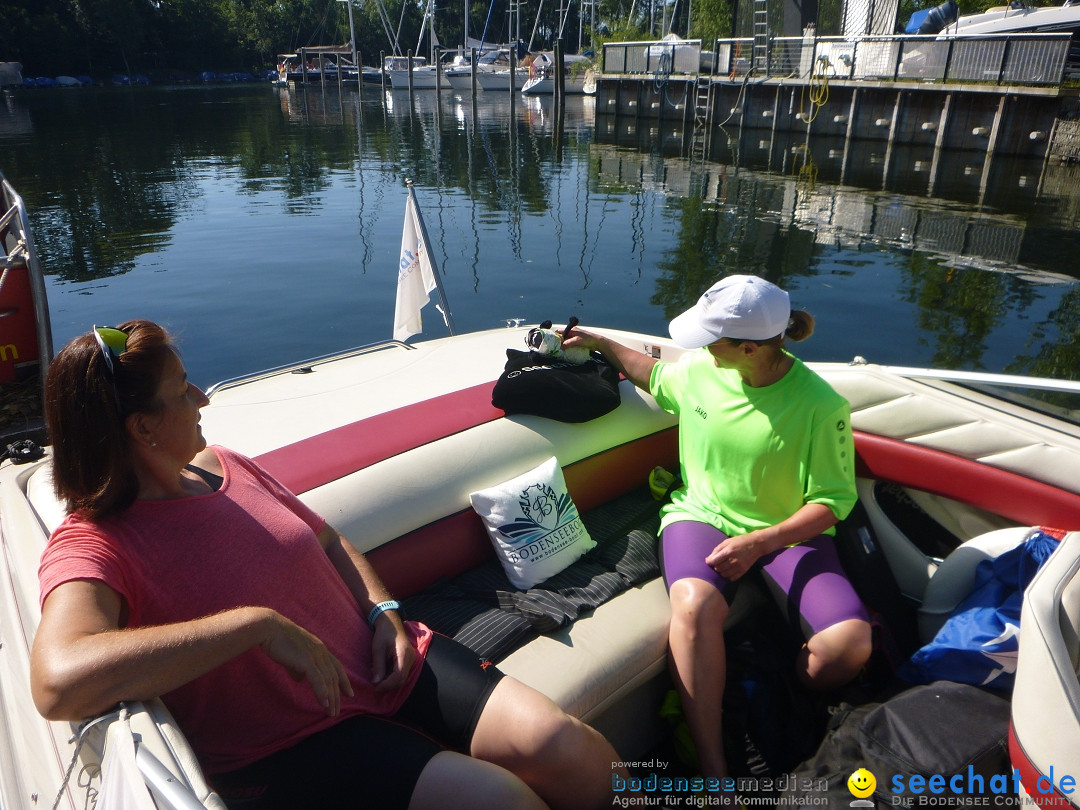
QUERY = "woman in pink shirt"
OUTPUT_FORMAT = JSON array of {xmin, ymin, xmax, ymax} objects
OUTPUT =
[{"xmin": 31, "ymin": 320, "xmax": 625, "ymax": 810}]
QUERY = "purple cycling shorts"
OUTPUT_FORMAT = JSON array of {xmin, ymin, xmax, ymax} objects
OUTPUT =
[{"xmin": 660, "ymin": 520, "xmax": 869, "ymax": 637}]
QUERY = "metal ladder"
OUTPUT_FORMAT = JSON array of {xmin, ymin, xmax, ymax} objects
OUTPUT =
[
  {"xmin": 752, "ymin": 0, "xmax": 769, "ymax": 74},
  {"xmin": 690, "ymin": 74, "xmax": 712, "ymax": 163}
]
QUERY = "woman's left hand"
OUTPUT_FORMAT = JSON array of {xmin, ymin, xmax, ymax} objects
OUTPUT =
[
  {"xmin": 370, "ymin": 615, "xmax": 417, "ymax": 692},
  {"xmin": 705, "ymin": 532, "xmax": 764, "ymax": 581}
]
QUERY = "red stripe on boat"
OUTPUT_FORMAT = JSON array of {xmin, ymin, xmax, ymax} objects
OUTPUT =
[
  {"xmin": 854, "ymin": 431, "xmax": 1080, "ymax": 530},
  {"xmin": 368, "ymin": 429, "xmax": 680, "ymax": 597},
  {"xmin": 1009, "ymin": 722, "xmax": 1078, "ymax": 809},
  {"xmin": 255, "ymin": 381, "xmax": 503, "ymax": 494}
]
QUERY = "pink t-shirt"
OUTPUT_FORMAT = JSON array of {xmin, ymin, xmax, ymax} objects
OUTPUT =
[{"xmin": 38, "ymin": 446, "xmax": 432, "ymax": 774}]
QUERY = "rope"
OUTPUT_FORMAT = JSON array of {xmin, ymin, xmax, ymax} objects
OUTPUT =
[
  {"xmin": 649, "ymin": 48, "xmax": 690, "ymax": 115},
  {"xmin": 652, "ymin": 48, "xmax": 672, "ymax": 93},
  {"xmin": 799, "ymin": 55, "xmax": 831, "ymax": 124},
  {"xmin": 718, "ymin": 66, "xmax": 761, "ymax": 128},
  {"xmin": 50, "ymin": 709, "xmax": 123, "ymax": 810}
]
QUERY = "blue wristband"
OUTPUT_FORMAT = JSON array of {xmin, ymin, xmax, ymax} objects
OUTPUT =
[{"xmin": 367, "ymin": 599, "xmax": 401, "ymax": 628}]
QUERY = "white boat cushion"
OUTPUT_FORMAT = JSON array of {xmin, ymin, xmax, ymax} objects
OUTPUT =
[
  {"xmin": 917, "ymin": 526, "xmax": 1034, "ymax": 644},
  {"xmin": 470, "ymin": 456, "xmax": 596, "ymax": 589},
  {"xmin": 498, "ymin": 577, "xmax": 671, "ymax": 723}
]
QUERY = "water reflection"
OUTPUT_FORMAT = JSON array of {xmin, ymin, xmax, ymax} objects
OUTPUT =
[
  {"xmin": 591, "ymin": 118, "xmax": 1080, "ymax": 378},
  {"xmin": 1, "ymin": 83, "xmax": 1077, "ymax": 384}
]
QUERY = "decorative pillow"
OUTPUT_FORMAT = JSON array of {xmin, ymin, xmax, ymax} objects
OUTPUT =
[{"xmin": 469, "ymin": 456, "xmax": 596, "ymax": 589}]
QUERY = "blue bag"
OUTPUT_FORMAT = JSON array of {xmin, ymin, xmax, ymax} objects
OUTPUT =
[{"xmin": 899, "ymin": 529, "xmax": 1061, "ymax": 690}]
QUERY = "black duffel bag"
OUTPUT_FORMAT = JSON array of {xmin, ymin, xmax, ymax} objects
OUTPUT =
[{"xmin": 491, "ymin": 348, "xmax": 621, "ymax": 423}]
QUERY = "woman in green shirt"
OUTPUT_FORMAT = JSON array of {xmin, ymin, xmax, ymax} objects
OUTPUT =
[{"xmin": 563, "ymin": 275, "xmax": 872, "ymax": 782}]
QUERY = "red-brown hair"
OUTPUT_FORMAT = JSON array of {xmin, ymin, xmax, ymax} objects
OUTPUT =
[{"xmin": 45, "ymin": 320, "xmax": 177, "ymax": 519}]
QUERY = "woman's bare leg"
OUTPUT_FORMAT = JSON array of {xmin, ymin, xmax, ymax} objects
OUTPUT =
[
  {"xmin": 469, "ymin": 676, "xmax": 628, "ymax": 810},
  {"xmin": 796, "ymin": 618, "xmax": 873, "ymax": 690},
  {"xmin": 667, "ymin": 577, "xmax": 730, "ymax": 781}
]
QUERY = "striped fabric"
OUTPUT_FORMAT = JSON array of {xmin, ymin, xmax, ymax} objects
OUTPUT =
[{"xmin": 403, "ymin": 487, "xmax": 662, "ymax": 663}]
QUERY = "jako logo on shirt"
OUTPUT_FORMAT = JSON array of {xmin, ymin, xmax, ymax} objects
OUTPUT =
[{"xmin": 695, "ymin": 406, "xmax": 708, "ymax": 419}]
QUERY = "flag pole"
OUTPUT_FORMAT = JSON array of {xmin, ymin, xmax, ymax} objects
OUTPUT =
[{"xmin": 406, "ymin": 178, "xmax": 456, "ymax": 335}]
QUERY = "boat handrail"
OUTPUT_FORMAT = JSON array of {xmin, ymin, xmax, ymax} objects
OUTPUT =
[
  {"xmin": 598, "ymin": 38, "xmax": 703, "ymax": 47},
  {"xmin": 135, "ymin": 746, "xmax": 218, "ymax": 810},
  {"xmin": 204, "ymin": 340, "xmax": 415, "ymax": 397}
]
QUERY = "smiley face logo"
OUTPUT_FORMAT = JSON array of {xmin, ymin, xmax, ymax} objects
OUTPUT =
[{"xmin": 848, "ymin": 768, "xmax": 876, "ymax": 799}]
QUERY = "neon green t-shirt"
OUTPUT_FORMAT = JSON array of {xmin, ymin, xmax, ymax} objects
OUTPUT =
[{"xmin": 649, "ymin": 349, "xmax": 857, "ymax": 538}]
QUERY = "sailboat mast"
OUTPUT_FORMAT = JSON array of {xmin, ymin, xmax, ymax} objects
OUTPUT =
[{"xmin": 528, "ymin": 0, "xmax": 544, "ymax": 51}]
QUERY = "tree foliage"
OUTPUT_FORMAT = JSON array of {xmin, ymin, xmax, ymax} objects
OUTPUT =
[{"xmin": 1, "ymin": 0, "xmax": 739, "ymax": 78}]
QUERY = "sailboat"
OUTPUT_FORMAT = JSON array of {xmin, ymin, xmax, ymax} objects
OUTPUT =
[
  {"xmin": 519, "ymin": 0, "xmax": 596, "ymax": 94},
  {"xmin": 520, "ymin": 52, "xmax": 594, "ymax": 94}
]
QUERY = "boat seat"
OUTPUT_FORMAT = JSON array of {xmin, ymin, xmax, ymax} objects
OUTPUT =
[{"xmin": 917, "ymin": 525, "xmax": 1034, "ymax": 644}]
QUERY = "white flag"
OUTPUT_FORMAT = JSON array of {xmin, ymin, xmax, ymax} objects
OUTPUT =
[{"xmin": 393, "ymin": 193, "xmax": 438, "ymax": 341}]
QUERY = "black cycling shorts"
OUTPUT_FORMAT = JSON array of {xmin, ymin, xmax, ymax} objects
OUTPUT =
[{"xmin": 211, "ymin": 634, "xmax": 504, "ymax": 809}]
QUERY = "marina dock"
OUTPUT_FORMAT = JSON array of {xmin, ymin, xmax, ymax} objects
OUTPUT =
[{"xmin": 595, "ymin": 36, "xmax": 1080, "ymax": 161}]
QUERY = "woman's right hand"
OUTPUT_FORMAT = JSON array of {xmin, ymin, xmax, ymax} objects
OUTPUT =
[
  {"xmin": 259, "ymin": 611, "xmax": 354, "ymax": 716},
  {"xmin": 562, "ymin": 326, "xmax": 659, "ymax": 392},
  {"xmin": 560, "ymin": 326, "xmax": 603, "ymax": 353}
]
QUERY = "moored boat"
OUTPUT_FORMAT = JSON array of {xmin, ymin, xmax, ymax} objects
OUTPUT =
[
  {"xmin": 474, "ymin": 65, "xmax": 531, "ymax": 91},
  {"xmin": 520, "ymin": 52, "xmax": 593, "ymax": 94},
  {"xmin": 447, "ymin": 48, "xmax": 529, "ymax": 91},
  {"xmin": 384, "ymin": 55, "xmax": 452, "ymax": 89},
  {"xmin": 0, "ymin": 172, "xmax": 52, "ymax": 446},
  {"xmin": 905, "ymin": 0, "xmax": 1080, "ymax": 75}
]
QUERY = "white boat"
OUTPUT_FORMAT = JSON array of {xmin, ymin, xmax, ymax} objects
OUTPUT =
[
  {"xmin": 445, "ymin": 64, "xmax": 475, "ymax": 90},
  {"xmin": 384, "ymin": 55, "xmax": 453, "ymax": 89},
  {"xmin": 948, "ymin": 1, "xmax": 1080, "ymax": 37},
  {"xmin": 2, "ymin": 180, "xmax": 1079, "ymax": 805},
  {"xmin": 904, "ymin": 0, "xmax": 1080, "ymax": 74},
  {"xmin": 474, "ymin": 65, "xmax": 531, "ymax": 91},
  {"xmin": 520, "ymin": 52, "xmax": 593, "ymax": 95},
  {"xmin": 447, "ymin": 48, "xmax": 529, "ymax": 91}
]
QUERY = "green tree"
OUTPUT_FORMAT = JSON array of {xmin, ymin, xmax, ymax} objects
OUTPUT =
[{"xmin": 688, "ymin": 0, "xmax": 734, "ymax": 43}]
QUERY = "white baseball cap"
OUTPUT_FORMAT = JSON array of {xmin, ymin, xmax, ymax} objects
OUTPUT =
[{"xmin": 668, "ymin": 275, "xmax": 791, "ymax": 348}]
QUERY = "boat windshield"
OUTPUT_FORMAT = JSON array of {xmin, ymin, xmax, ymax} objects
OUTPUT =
[
  {"xmin": 957, "ymin": 382, "xmax": 1080, "ymax": 430},
  {"xmin": 880, "ymin": 366, "xmax": 1080, "ymax": 430}
]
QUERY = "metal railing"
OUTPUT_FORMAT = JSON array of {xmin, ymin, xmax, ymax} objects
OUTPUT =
[
  {"xmin": 723, "ymin": 32, "xmax": 1070, "ymax": 86},
  {"xmin": 603, "ymin": 33, "xmax": 1070, "ymax": 87},
  {"xmin": 602, "ymin": 40, "xmax": 703, "ymax": 76}
]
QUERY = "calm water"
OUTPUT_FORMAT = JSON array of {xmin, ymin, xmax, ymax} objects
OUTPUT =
[{"xmin": 2, "ymin": 82, "xmax": 1079, "ymax": 391}]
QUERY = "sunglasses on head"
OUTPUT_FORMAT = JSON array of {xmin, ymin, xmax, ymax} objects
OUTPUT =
[{"xmin": 93, "ymin": 325, "xmax": 128, "ymax": 380}]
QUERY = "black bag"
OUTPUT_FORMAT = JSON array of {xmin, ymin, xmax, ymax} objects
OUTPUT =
[
  {"xmin": 721, "ymin": 572, "xmax": 830, "ymax": 778},
  {"xmin": 491, "ymin": 348, "xmax": 621, "ymax": 423},
  {"xmin": 780, "ymin": 681, "xmax": 1011, "ymax": 809}
]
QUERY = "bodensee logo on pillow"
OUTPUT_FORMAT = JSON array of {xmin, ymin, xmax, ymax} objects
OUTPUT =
[{"xmin": 498, "ymin": 481, "xmax": 586, "ymax": 564}]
